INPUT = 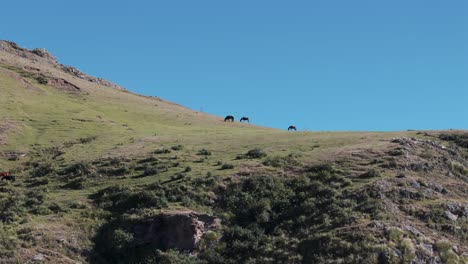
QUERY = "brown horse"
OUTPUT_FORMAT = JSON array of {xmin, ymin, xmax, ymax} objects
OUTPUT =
[
  {"xmin": 224, "ymin": 115, "xmax": 235, "ymax": 122},
  {"xmin": 288, "ymin": 126, "xmax": 297, "ymax": 131},
  {"xmin": 240, "ymin": 117, "xmax": 250, "ymax": 123}
]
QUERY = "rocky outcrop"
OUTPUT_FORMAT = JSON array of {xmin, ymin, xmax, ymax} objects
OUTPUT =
[
  {"xmin": 132, "ymin": 211, "xmax": 220, "ymax": 251},
  {"xmin": 0, "ymin": 40, "xmax": 124, "ymax": 90},
  {"xmin": 47, "ymin": 77, "xmax": 81, "ymax": 92},
  {"xmin": 0, "ymin": 40, "xmax": 58, "ymax": 65}
]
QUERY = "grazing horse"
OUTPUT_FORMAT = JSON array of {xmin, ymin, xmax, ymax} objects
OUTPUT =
[
  {"xmin": 288, "ymin": 126, "xmax": 297, "ymax": 131},
  {"xmin": 224, "ymin": 115, "xmax": 235, "ymax": 122},
  {"xmin": 240, "ymin": 117, "xmax": 250, "ymax": 123},
  {"xmin": 1, "ymin": 175, "xmax": 15, "ymax": 182}
]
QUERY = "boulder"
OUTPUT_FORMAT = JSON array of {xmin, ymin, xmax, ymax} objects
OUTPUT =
[
  {"xmin": 444, "ymin": 210, "xmax": 458, "ymax": 221},
  {"xmin": 132, "ymin": 211, "xmax": 220, "ymax": 251}
]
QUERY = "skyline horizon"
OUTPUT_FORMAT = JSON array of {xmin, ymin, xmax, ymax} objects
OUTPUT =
[{"xmin": 1, "ymin": 1, "xmax": 466, "ymax": 131}]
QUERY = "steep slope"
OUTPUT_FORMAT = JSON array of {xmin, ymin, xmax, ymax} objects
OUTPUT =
[{"xmin": 0, "ymin": 41, "xmax": 466, "ymax": 263}]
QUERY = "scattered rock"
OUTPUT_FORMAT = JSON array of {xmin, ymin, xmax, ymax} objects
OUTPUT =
[
  {"xmin": 33, "ymin": 253, "xmax": 46, "ymax": 261},
  {"xmin": 445, "ymin": 202, "xmax": 462, "ymax": 215},
  {"xmin": 411, "ymin": 181, "xmax": 421, "ymax": 189},
  {"xmin": 444, "ymin": 210, "xmax": 458, "ymax": 221},
  {"xmin": 405, "ymin": 225, "xmax": 424, "ymax": 238}
]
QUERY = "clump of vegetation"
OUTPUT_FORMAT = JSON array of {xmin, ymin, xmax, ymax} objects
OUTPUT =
[
  {"xmin": 439, "ymin": 133, "xmax": 468, "ymax": 148},
  {"xmin": 171, "ymin": 145, "xmax": 184, "ymax": 151},
  {"xmin": 435, "ymin": 240, "xmax": 461, "ymax": 263},
  {"xmin": 184, "ymin": 166, "xmax": 192, "ymax": 172},
  {"xmin": 154, "ymin": 148, "xmax": 171, "ymax": 154},
  {"xmin": 0, "ymin": 227, "xmax": 19, "ymax": 261},
  {"xmin": 197, "ymin": 149, "xmax": 212, "ymax": 156},
  {"xmin": 360, "ymin": 168, "xmax": 381, "ymax": 178},
  {"xmin": 98, "ymin": 165, "xmax": 130, "ymax": 177},
  {"xmin": 142, "ymin": 166, "xmax": 158, "ymax": 176},
  {"xmin": 263, "ymin": 153, "xmax": 300, "ymax": 168},
  {"xmin": 30, "ymin": 162, "xmax": 54, "ymax": 178},
  {"xmin": 220, "ymin": 163, "xmax": 234, "ymax": 170},
  {"xmin": 78, "ymin": 136, "xmax": 97, "ymax": 144},
  {"xmin": 236, "ymin": 148, "xmax": 267, "ymax": 159},
  {"xmin": 36, "ymin": 75, "xmax": 49, "ymax": 85},
  {"xmin": 91, "ymin": 164, "xmax": 389, "ymax": 263},
  {"xmin": 450, "ymin": 162, "xmax": 467, "ymax": 177},
  {"xmin": 388, "ymin": 149, "xmax": 404, "ymax": 156}
]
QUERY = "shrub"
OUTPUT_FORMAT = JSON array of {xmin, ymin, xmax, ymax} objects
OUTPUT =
[
  {"xmin": 138, "ymin": 156, "xmax": 158, "ymax": 164},
  {"xmin": 305, "ymin": 164, "xmax": 335, "ymax": 173},
  {"xmin": 31, "ymin": 162, "xmax": 54, "ymax": 178},
  {"xmin": 154, "ymin": 148, "xmax": 171, "ymax": 154},
  {"xmin": 78, "ymin": 136, "xmax": 97, "ymax": 144},
  {"xmin": 98, "ymin": 166, "xmax": 130, "ymax": 177},
  {"xmin": 61, "ymin": 161, "xmax": 96, "ymax": 178},
  {"xmin": 236, "ymin": 148, "xmax": 267, "ymax": 159},
  {"xmin": 221, "ymin": 164, "xmax": 234, "ymax": 170},
  {"xmin": 435, "ymin": 240, "xmax": 460, "ymax": 263},
  {"xmin": 388, "ymin": 149, "xmax": 404, "ymax": 156},
  {"xmin": 450, "ymin": 162, "xmax": 467, "ymax": 176},
  {"xmin": 111, "ymin": 229, "xmax": 134, "ymax": 251},
  {"xmin": 400, "ymin": 238, "xmax": 415, "ymax": 263},
  {"xmin": 184, "ymin": 166, "xmax": 192, "ymax": 172},
  {"xmin": 143, "ymin": 166, "xmax": 158, "ymax": 176},
  {"xmin": 439, "ymin": 133, "xmax": 468, "ymax": 148},
  {"xmin": 197, "ymin": 149, "xmax": 212, "ymax": 156},
  {"xmin": 171, "ymin": 145, "xmax": 184, "ymax": 151},
  {"xmin": 263, "ymin": 154, "xmax": 300, "ymax": 168},
  {"xmin": 360, "ymin": 169, "xmax": 381, "ymax": 178},
  {"xmin": 36, "ymin": 75, "xmax": 49, "ymax": 85}
]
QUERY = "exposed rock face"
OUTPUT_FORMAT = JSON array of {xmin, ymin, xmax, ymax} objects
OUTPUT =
[
  {"xmin": 0, "ymin": 40, "xmax": 58, "ymax": 65},
  {"xmin": 0, "ymin": 40, "xmax": 124, "ymax": 90},
  {"xmin": 132, "ymin": 211, "xmax": 220, "ymax": 251},
  {"xmin": 47, "ymin": 77, "xmax": 81, "ymax": 92}
]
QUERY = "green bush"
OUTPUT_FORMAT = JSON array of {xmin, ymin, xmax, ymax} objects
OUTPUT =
[
  {"xmin": 143, "ymin": 166, "xmax": 159, "ymax": 176},
  {"xmin": 171, "ymin": 145, "xmax": 184, "ymax": 151},
  {"xmin": 236, "ymin": 148, "xmax": 267, "ymax": 159},
  {"xmin": 36, "ymin": 75, "xmax": 49, "ymax": 85},
  {"xmin": 31, "ymin": 162, "xmax": 54, "ymax": 178},
  {"xmin": 360, "ymin": 169, "xmax": 381, "ymax": 178},
  {"xmin": 98, "ymin": 165, "xmax": 130, "ymax": 177},
  {"xmin": 439, "ymin": 133, "xmax": 468, "ymax": 148},
  {"xmin": 154, "ymin": 148, "xmax": 171, "ymax": 154},
  {"xmin": 450, "ymin": 162, "xmax": 467, "ymax": 176},
  {"xmin": 263, "ymin": 153, "xmax": 300, "ymax": 168},
  {"xmin": 220, "ymin": 164, "xmax": 234, "ymax": 170},
  {"xmin": 197, "ymin": 149, "xmax": 212, "ymax": 156},
  {"xmin": 60, "ymin": 161, "xmax": 96, "ymax": 178}
]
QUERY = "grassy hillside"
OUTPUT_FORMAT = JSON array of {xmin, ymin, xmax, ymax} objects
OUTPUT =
[{"xmin": 0, "ymin": 41, "xmax": 467, "ymax": 263}]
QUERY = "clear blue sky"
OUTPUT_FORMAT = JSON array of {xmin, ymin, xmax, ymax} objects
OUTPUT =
[{"xmin": 1, "ymin": 0, "xmax": 467, "ymax": 131}]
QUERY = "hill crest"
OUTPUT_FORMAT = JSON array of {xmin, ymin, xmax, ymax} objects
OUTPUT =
[{"xmin": 0, "ymin": 40, "xmax": 124, "ymax": 90}]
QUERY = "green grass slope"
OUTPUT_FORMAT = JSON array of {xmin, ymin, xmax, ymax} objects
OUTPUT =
[{"xmin": 0, "ymin": 41, "xmax": 467, "ymax": 263}]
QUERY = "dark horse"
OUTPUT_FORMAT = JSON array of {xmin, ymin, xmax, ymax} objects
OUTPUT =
[
  {"xmin": 240, "ymin": 117, "xmax": 250, "ymax": 123},
  {"xmin": 224, "ymin": 115, "xmax": 235, "ymax": 122},
  {"xmin": 288, "ymin": 126, "xmax": 297, "ymax": 131},
  {"xmin": 1, "ymin": 175, "xmax": 15, "ymax": 182}
]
